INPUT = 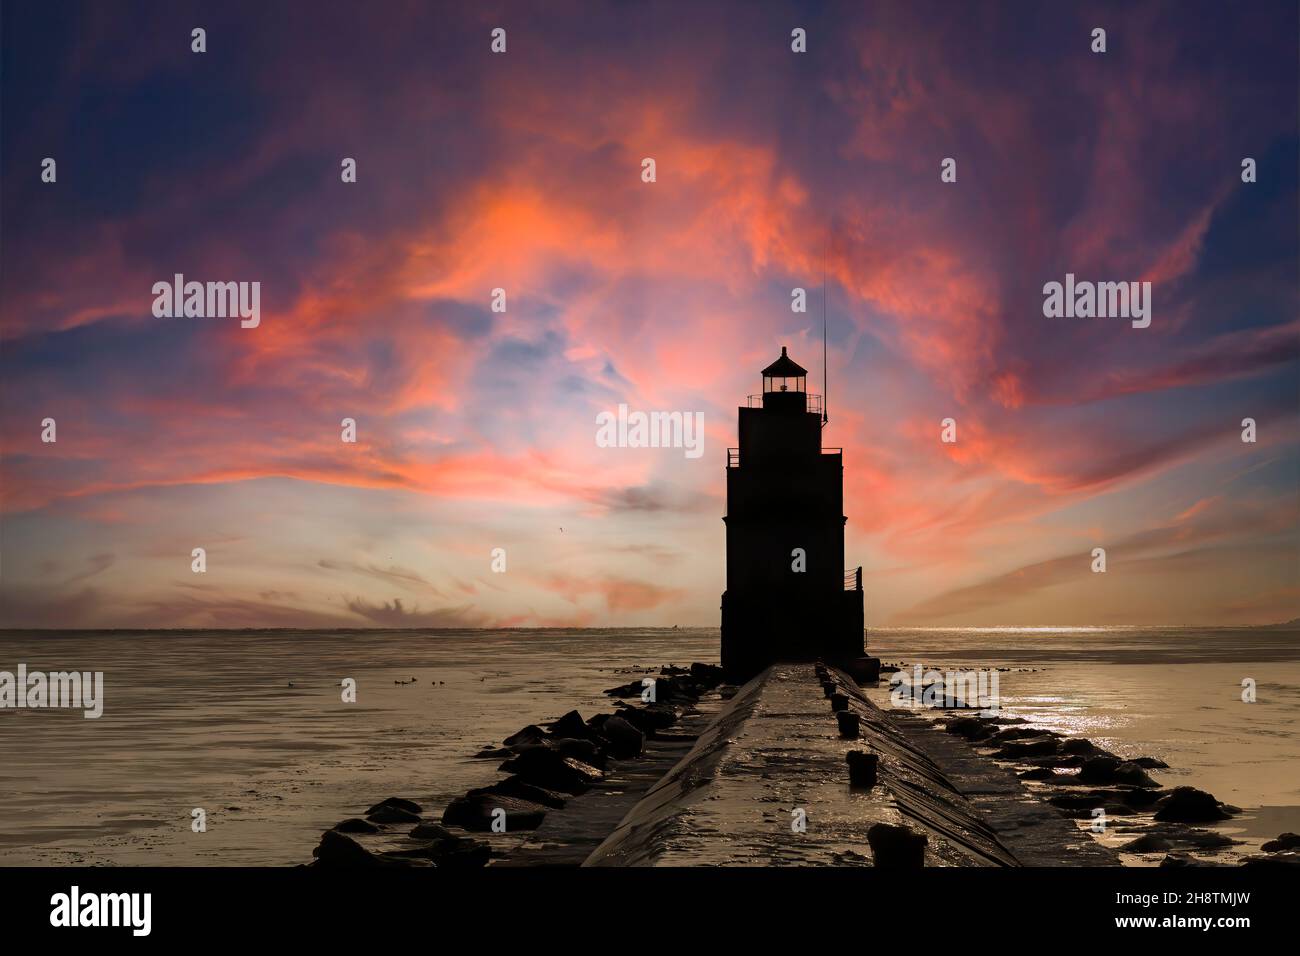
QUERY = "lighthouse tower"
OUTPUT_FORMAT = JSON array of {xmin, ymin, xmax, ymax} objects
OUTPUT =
[{"xmin": 720, "ymin": 347, "xmax": 868, "ymax": 682}]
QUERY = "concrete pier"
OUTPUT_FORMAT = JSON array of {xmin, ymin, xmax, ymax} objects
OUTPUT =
[{"xmin": 583, "ymin": 663, "xmax": 1117, "ymax": 866}]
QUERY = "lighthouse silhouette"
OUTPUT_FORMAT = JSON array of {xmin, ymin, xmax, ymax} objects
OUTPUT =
[{"xmin": 720, "ymin": 346, "xmax": 876, "ymax": 682}]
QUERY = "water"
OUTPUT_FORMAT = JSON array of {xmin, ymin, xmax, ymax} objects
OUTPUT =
[
  {"xmin": 0, "ymin": 626, "xmax": 1295, "ymax": 865},
  {"xmin": 866, "ymin": 627, "xmax": 1300, "ymax": 859}
]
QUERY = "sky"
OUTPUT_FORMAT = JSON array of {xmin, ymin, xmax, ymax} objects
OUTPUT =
[{"xmin": 1, "ymin": 0, "xmax": 1296, "ymax": 629}]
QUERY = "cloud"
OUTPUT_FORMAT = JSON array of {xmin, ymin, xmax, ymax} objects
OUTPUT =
[{"xmin": 342, "ymin": 596, "xmax": 484, "ymax": 628}]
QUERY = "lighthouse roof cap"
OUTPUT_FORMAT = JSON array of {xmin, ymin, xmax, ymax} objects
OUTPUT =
[{"xmin": 762, "ymin": 346, "xmax": 807, "ymax": 377}]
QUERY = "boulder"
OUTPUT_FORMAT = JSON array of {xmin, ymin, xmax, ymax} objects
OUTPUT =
[
  {"xmin": 996, "ymin": 736, "xmax": 1060, "ymax": 759},
  {"xmin": 1154, "ymin": 787, "xmax": 1232, "ymax": 823},
  {"xmin": 366, "ymin": 796, "xmax": 422, "ymax": 816},
  {"xmin": 1120, "ymin": 834, "xmax": 1173, "ymax": 853},
  {"xmin": 604, "ymin": 679, "xmax": 645, "ymax": 698},
  {"xmin": 367, "ymin": 804, "xmax": 422, "ymax": 825},
  {"xmin": 1017, "ymin": 767, "xmax": 1059, "ymax": 781},
  {"xmin": 995, "ymin": 726, "xmax": 1058, "ymax": 741},
  {"xmin": 409, "ymin": 822, "xmax": 456, "ymax": 840},
  {"xmin": 614, "ymin": 703, "xmax": 678, "ymax": 734},
  {"xmin": 503, "ymin": 724, "xmax": 548, "ymax": 747},
  {"xmin": 1115, "ymin": 762, "xmax": 1158, "ymax": 787},
  {"xmin": 601, "ymin": 715, "xmax": 645, "ymax": 758},
  {"xmin": 1060, "ymin": 738, "xmax": 1098, "ymax": 756},
  {"xmin": 468, "ymin": 775, "xmax": 567, "ymax": 809},
  {"xmin": 498, "ymin": 747, "xmax": 604, "ymax": 793},
  {"xmin": 945, "ymin": 716, "xmax": 994, "ymax": 741},
  {"xmin": 1131, "ymin": 756, "xmax": 1169, "ymax": 769},
  {"xmin": 867, "ymin": 823, "xmax": 927, "ymax": 868},
  {"xmin": 548, "ymin": 737, "xmax": 604, "ymax": 765},
  {"xmin": 1241, "ymin": 851, "xmax": 1300, "ymax": 868},
  {"xmin": 441, "ymin": 793, "xmax": 549, "ymax": 831},
  {"xmin": 388, "ymin": 829, "xmax": 491, "ymax": 868},
  {"xmin": 312, "ymin": 830, "xmax": 388, "ymax": 867},
  {"xmin": 432, "ymin": 840, "xmax": 492, "ymax": 869},
  {"xmin": 548, "ymin": 710, "xmax": 589, "ymax": 739},
  {"xmin": 333, "ymin": 817, "xmax": 380, "ymax": 834},
  {"xmin": 1078, "ymin": 756, "xmax": 1158, "ymax": 787},
  {"xmin": 1262, "ymin": 832, "xmax": 1300, "ymax": 853},
  {"xmin": 689, "ymin": 662, "xmax": 725, "ymax": 687}
]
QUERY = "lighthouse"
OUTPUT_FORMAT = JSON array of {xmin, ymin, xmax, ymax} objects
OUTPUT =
[{"xmin": 720, "ymin": 347, "xmax": 873, "ymax": 682}]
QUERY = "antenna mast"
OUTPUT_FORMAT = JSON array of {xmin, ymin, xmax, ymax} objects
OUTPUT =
[{"xmin": 822, "ymin": 231, "xmax": 829, "ymax": 427}]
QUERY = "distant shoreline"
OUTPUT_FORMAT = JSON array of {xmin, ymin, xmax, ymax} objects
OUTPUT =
[{"xmin": 1, "ymin": 621, "xmax": 1296, "ymax": 635}]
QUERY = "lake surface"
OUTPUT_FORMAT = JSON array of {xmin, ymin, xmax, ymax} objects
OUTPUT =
[{"xmin": 0, "ymin": 626, "xmax": 1295, "ymax": 865}]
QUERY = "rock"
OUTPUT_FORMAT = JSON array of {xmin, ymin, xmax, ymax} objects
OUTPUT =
[
  {"xmin": 548, "ymin": 710, "xmax": 590, "ymax": 739},
  {"xmin": 1179, "ymin": 828, "xmax": 1236, "ymax": 849},
  {"xmin": 409, "ymin": 822, "xmax": 456, "ymax": 840},
  {"xmin": 498, "ymin": 747, "xmax": 604, "ymax": 793},
  {"xmin": 1120, "ymin": 834, "xmax": 1173, "ymax": 853},
  {"xmin": 468, "ymin": 775, "xmax": 567, "ymax": 809},
  {"xmin": 333, "ymin": 817, "xmax": 380, "ymax": 834},
  {"xmin": 846, "ymin": 750, "xmax": 878, "ymax": 788},
  {"xmin": 1160, "ymin": 852, "xmax": 1205, "ymax": 868},
  {"xmin": 604, "ymin": 679, "xmax": 645, "ymax": 698},
  {"xmin": 312, "ymin": 830, "xmax": 388, "ymax": 867},
  {"xmin": 945, "ymin": 716, "xmax": 994, "ymax": 741},
  {"xmin": 431, "ymin": 840, "xmax": 491, "ymax": 869},
  {"xmin": 367, "ymin": 804, "xmax": 422, "ymax": 825},
  {"xmin": 441, "ymin": 793, "xmax": 549, "ymax": 831},
  {"xmin": 995, "ymin": 726, "xmax": 1058, "ymax": 741},
  {"xmin": 689, "ymin": 662, "xmax": 725, "ymax": 687},
  {"xmin": 1131, "ymin": 756, "xmax": 1169, "ymax": 769},
  {"xmin": 1077, "ymin": 756, "xmax": 1158, "ymax": 787},
  {"xmin": 548, "ymin": 736, "xmax": 604, "ymax": 765},
  {"xmin": 996, "ymin": 736, "xmax": 1060, "ymax": 759},
  {"xmin": 1241, "ymin": 851, "xmax": 1300, "ymax": 868},
  {"xmin": 867, "ymin": 822, "xmax": 927, "ymax": 867},
  {"xmin": 1262, "ymin": 832, "xmax": 1300, "ymax": 853},
  {"xmin": 366, "ymin": 796, "xmax": 422, "ymax": 816},
  {"xmin": 1112, "ymin": 761, "xmax": 1159, "ymax": 788},
  {"xmin": 390, "ymin": 827, "xmax": 491, "ymax": 868},
  {"xmin": 1077, "ymin": 756, "xmax": 1121, "ymax": 784},
  {"xmin": 837, "ymin": 711, "xmax": 861, "ymax": 739},
  {"xmin": 1060, "ymin": 738, "xmax": 1098, "ymax": 756},
  {"xmin": 601, "ymin": 715, "xmax": 645, "ymax": 758},
  {"xmin": 614, "ymin": 703, "xmax": 678, "ymax": 734},
  {"xmin": 1154, "ymin": 787, "xmax": 1232, "ymax": 823},
  {"xmin": 1018, "ymin": 767, "xmax": 1059, "ymax": 781},
  {"xmin": 473, "ymin": 747, "xmax": 513, "ymax": 760},
  {"xmin": 503, "ymin": 724, "xmax": 548, "ymax": 747}
]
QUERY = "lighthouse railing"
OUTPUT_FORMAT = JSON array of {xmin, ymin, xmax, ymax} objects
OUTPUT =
[
  {"xmin": 844, "ymin": 567, "xmax": 862, "ymax": 591},
  {"xmin": 746, "ymin": 393, "xmax": 823, "ymax": 415}
]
